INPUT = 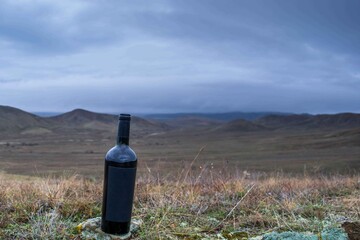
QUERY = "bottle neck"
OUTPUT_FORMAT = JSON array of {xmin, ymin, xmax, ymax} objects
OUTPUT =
[{"xmin": 117, "ymin": 119, "xmax": 130, "ymax": 145}]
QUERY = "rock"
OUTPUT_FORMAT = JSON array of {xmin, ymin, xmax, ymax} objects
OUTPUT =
[
  {"xmin": 342, "ymin": 222, "xmax": 360, "ymax": 240},
  {"xmin": 76, "ymin": 217, "xmax": 143, "ymax": 240}
]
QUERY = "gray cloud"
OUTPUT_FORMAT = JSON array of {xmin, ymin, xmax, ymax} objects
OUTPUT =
[{"xmin": 0, "ymin": 0, "xmax": 359, "ymax": 113}]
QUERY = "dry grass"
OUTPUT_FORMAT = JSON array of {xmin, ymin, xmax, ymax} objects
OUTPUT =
[{"xmin": 0, "ymin": 170, "xmax": 359, "ymax": 239}]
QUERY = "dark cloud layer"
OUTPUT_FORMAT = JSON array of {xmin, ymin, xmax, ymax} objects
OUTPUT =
[{"xmin": 0, "ymin": 0, "xmax": 359, "ymax": 113}]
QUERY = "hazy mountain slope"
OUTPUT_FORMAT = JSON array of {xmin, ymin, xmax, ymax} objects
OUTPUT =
[
  {"xmin": 311, "ymin": 113, "xmax": 360, "ymax": 128},
  {"xmin": 2, "ymin": 105, "xmax": 360, "ymax": 137},
  {"xmin": 50, "ymin": 109, "xmax": 170, "ymax": 133},
  {"xmin": 256, "ymin": 113, "xmax": 360, "ymax": 130},
  {"xmin": 145, "ymin": 112, "xmax": 292, "ymax": 121},
  {"xmin": 50, "ymin": 109, "xmax": 116, "ymax": 125},
  {"xmin": 0, "ymin": 107, "xmax": 170, "ymax": 136},
  {"xmin": 130, "ymin": 116, "xmax": 171, "ymax": 133},
  {"xmin": 255, "ymin": 114, "xmax": 312, "ymax": 129},
  {"xmin": 213, "ymin": 119, "xmax": 268, "ymax": 132},
  {"xmin": 49, "ymin": 109, "xmax": 116, "ymax": 130},
  {"xmin": 0, "ymin": 105, "xmax": 52, "ymax": 133},
  {"xmin": 159, "ymin": 116, "xmax": 222, "ymax": 129}
]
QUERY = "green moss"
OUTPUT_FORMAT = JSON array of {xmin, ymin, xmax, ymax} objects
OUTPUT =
[
  {"xmin": 262, "ymin": 227, "xmax": 348, "ymax": 240},
  {"xmin": 263, "ymin": 231, "xmax": 318, "ymax": 240}
]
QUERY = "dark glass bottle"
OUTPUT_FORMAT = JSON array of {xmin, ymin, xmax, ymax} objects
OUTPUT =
[{"xmin": 101, "ymin": 114, "xmax": 137, "ymax": 235}]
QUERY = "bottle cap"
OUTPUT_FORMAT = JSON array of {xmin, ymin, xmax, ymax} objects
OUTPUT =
[{"xmin": 119, "ymin": 113, "xmax": 131, "ymax": 120}]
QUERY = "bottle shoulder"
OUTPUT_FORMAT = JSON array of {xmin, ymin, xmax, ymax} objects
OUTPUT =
[{"xmin": 105, "ymin": 144, "xmax": 137, "ymax": 162}]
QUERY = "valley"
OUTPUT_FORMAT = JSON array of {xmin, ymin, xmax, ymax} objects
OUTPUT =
[{"xmin": 0, "ymin": 106, "xmax": 359, "ymax": 177}]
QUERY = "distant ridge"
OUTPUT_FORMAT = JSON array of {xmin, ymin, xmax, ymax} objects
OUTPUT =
[
  {"xmin": 50, "ymin": 109, "xmax": 116, "ymax": 125},
  {"xmin": 256, "ymin": 113, "xmax": 360, "ymax": 129},
  {"xmin": 144, "ymin": 111, "xmax": 292, "ymax": 121},
  {"xmin": 0, "ymin": 105, "xmax": 52, "ymax": 133},
  {"xmin": 155, "ymin": 116, "xmax": 222, "ymax": 129},
  {"xmin": 255, "ymin": 114, "xmax": 312, "ymax": 129},
  {"xmin": 50, "ymin": 108, "xmax": 170, "ymax": 132},
  {"xmin": 213, "ymin": 119, "xmax": 268, "ymax": 132},
  {"xmin": 32, "ymin": 112, "xmax": 63, "ymax": 117},
  {"xmin": 1, "ymin": 106, "xmax": 360, "ymax": 135},
  {"xmin": 312, "ymin": 113, "xmax": 360, "ymax": 128},
  {"xmin": 0, "ymin": 106, "xmax": 169, "ymax": 134}
]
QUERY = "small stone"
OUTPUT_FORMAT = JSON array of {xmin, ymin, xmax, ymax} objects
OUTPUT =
[
  {"xmin": 77, "ymin": 217, "xmax": 143, "ymax": 240},
  {"xmin": 342, "ymin": 222, "xmax": 360, "ymax": 240},
  {"xmin": 180, "ymin": 222, "xmax": 188, "ymax": 227}
]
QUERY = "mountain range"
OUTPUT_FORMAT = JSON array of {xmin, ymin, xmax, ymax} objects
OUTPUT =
[
  {"xmin": 143, "ymin": 111, "xmax": 292, "ymax": 121},
  {"xmin": 1, "ymin": 105, "xmax": 359, "ymax": 176},
  {"xmin": 0, "ymin": 105, "xmax": 360, "ymax": 135},
  {"xmin": 0, "ymin": 106, "xmax": 168, "ymax": 135}
]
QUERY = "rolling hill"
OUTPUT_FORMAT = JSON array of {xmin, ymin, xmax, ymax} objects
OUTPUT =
[
  {"xmin": 1, "ymin": 105, "xmax": 359, "ymax": 176},
  {"xmin": 49, "ymin": 109, "xmax": 117, "ymax": 130},
  {"xmin": 49, "ymin": 108, "xmax": 170, "ymax": 133},
  {"xmin": 0, "ymin": 105, "xmax": 52, "ymax": 134},
  {"xmin": 49, "ymin": 109, "xmax": 116, "ymax": 125},
  {"xmin": 213, "ymin": 119, "xmax": 268, "ymax": 132},
  {"xmin": 155, "ymin": 116, "xmax": 222, "ymax": 129},
  {"xmin": 1, "ymin": 106, "xmax": 360, "ymax": 136},
  {"xmin": 0, "ymin": 106, "xmax": 170, "ymax": 135},
  {"xmin": 256, "ymin": 113, "xmax": 360, "ymax": 130},
  {"xmin": 144, "ymin": 111, "xmax": 292, "ymax": 121}
]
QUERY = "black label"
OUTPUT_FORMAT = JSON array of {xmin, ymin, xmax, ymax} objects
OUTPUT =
[{"xmin": 105, "ymin": 166, "xmax": 136, "ymax": 222}]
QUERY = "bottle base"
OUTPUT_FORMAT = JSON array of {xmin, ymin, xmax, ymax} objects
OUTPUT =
[{"xmin": 101, "ymin": 219, "xmax": 131, "ymax": 235}]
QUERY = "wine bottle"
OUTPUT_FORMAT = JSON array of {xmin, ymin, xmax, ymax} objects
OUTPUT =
[{"xmin": 101, "ymin": 114, "xmax": 137, "ymax": 235}]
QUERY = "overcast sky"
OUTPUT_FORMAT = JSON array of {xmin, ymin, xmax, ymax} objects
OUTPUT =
[{"xmin": 0, "ymin": 0, "xmax": 359, "ymax": 114}]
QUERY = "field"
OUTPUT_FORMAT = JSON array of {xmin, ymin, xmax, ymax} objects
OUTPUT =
[
  {"xmin": 0, "ymin": 172, "xmax": 358, "ymax": 239},
  {"xmin": 0, "ymin": 129, "xmax": 359, "ymax": 239},
  {"xmin": 0, "ymin": 108, "xmax": 359, "ymax": 239},
  {"xmin": 0, "ymin": 125, "xmax": 360, "ymax": 178}
]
